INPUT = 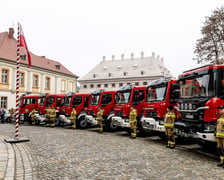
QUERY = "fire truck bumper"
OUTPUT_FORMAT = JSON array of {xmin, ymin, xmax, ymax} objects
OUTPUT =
[
  {"xmin": 85, "ymin": 115, "xmax": 98, "ymax": 125},
  {"xmin": 197, "ymin": 132, "xmax": 216, "ymax": 142},
  {"xmin": 141, "ymin": 117, "xmax": 165, "ymax": 132},
  {"xmin": 111, "ymin": 116, "xmax": 130, "ymax": 128}
]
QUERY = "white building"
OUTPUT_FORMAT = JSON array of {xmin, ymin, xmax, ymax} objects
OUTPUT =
[
  {"xmin": 79, "ymin": 52, "xmax": 172, "ymax": 93},
  {"xmin": 0, "ymin": 28, "xmax": 78, "ymax": 109}
]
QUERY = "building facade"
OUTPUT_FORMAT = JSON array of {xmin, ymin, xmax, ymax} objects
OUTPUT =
[
  {"xmin": 79, "ymin": 52, "xmax": 172, "ymax": 93},
  {"xmin": 0, "ymin": 28, "xmax": 78, "ymax": 109}
]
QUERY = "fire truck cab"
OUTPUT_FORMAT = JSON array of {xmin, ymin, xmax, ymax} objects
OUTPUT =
[
  {"xmin": 141, "ymin": 78, "xmax": 179, "ymax": 136},
  {"xmin": 59, "ymin": 93, "xmax": 90, "ymax": 128},
  {"xmin": 85, "ymin": 89, "xmax": 116, "ymax": 131},
  {"xmin": 175, "ymin": 64, "xmax": 224, "ymax": 144},
  {"xmin": 19, "ymin": 94, "xmax": 40, "ymax": 123},
  {"xmin": 111, "ymin": 85, "xmax": 146, "ymax": 134}
]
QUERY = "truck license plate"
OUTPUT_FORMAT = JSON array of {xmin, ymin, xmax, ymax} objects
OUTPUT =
[{"xmin": 186, "ymin": 114, "xmax": 194, "ymax": 119}]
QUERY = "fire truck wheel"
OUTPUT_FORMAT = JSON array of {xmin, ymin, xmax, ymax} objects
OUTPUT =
[
  {"xmin": 55, "ymin": 118, "xmax": 60, "ymax": 126},
  {"xmin": 6, "ymin": 117, "xmax": 12, "ymax": 123},
  {"xmin": 105, "ymin": 119, "xmax": 117, "ymax": 132},
  {"xmin": 77, "ymin": 117, "xmax": 88, "ymax": 129}
]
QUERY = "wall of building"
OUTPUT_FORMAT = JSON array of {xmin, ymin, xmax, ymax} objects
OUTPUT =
[{"xmin": 0, "ymin": 62, "xmax": 77, "ymax": 109}]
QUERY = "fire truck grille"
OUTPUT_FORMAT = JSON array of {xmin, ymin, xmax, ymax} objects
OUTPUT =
[
  {"xmin": 146, "ymin": 111, "xmax": 157, "ymax": 118},
  {"xmin": 116, "ymin": 111, "xmax": 123, "ymax": 116}
]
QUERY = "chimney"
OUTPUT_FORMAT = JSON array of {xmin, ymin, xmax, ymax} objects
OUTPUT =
[
  {"xmin": 103, "ymin": 56, "xmax": 106, "ymax": 61},
  {"xmin": 141, "ymin": 51, "xmax": 144, "ymax": 59},
  {"xmin": 121, "ymin": 54, "xmax": 124, "ymax": 60},
  {"xmin": 156, "ymin": 55, "xmax": 160, "ymax": 61},
  {"xmin": 161, "ymin": 58, "xmax": 164, "ymax": 64},
  {"xmin": 112, "ymin": 55, "xmax": 115, "ymax": 61},
  {"xmin": 8, "ymin": 28, "xmax": 14, "ymax": 39},
  {"xmin": 152, "ymin": 52, "xmax": 155, "ymax": 59},
  {"xmin": 131, "ymin": 53, "xmax": 134, "ymax": 60}
]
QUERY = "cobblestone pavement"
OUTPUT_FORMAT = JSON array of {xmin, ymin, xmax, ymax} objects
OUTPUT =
[{"xmin": 0, "ymin": 123, "xmax": 224, "ymax": 180}]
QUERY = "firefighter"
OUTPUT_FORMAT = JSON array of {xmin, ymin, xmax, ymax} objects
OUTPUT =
[
  {"xmin": 44, "ymin": 107, "xmax": 50, "ymax": 126},
  {"xmin": 10, "ymin": 108, "xmax": 14, "ymax": 120},
  {"xmin": 215, "ymin": 105, "xmax": 224, "ymax": 167},
  {"xmin": 164, "ymin": 105, "xmax": 176, "ymax": 148},
  {"xmin": 30, "ymin": 108, "xmax": 36, "ymax": 125},
  {"xmin": 96, "ymin": 106, "xmax": 103, "ymax": 133},
  {"xmin": 49, "ymin": 106, "xmax": 56, "ymax": 127},
  {"xmin": 70, "ymin": 108, "xmax": 77, "ymax": 129},
  {"xmin": 129, "ymin": 106, "xmax": 137, "ymax": 139}
]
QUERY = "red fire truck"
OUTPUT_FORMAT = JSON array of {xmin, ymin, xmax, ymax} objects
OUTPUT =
[
  {"xmin": 140, "ymin": 78, "xmax": 180, "ymax": 137},
  {"xmin": 59, "ymin": 92, "xmax": 90, "ymax": 128},
  {"xmin": 111, "ymin": 85, "xmax": 146, "ymax": 135},
  {"xmin": 85, "ymin": 89, "xmax": 116, "ymax": 131},
  {"xmin": 19, "ymin": 94, "xmax": 41, "ymax": 123},
  {"xmin": 175, "ymin": 64, "xmax": 224, "ymax": 144},
  {"xmin": 37, "ymin": 94, "xmax": 65, "ymax": 125}
]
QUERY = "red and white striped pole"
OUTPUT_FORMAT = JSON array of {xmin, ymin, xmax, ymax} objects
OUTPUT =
[{"xmin": 15, "ymin": 22, "xmax": 21, "ymax": 139}]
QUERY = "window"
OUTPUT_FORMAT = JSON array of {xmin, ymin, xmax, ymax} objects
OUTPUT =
[
  {"xmin": 93, "ymin": 74, "xmax": 96, "ymax": 78},
  {"xmin": 45, "ymin": 77, "xmax": 50, "ymax": 89},
  {"xmin": 61, "ymin": 80, "xmax": 66, "ymax": 92},
  {"xmin": 135, "ymin": 82, "xmax": 139, "ymax": 86},
  {"xmin": 141, "ymin": 71, "xmax": 145, "ymax": 75},
  {"xmin": 56, "ymin": 97, "xmax": 62, "ymax": 106},
  {"xmin": 143, "ymin": 82, "xmax": 147, "ymax": 85},
  {"xmin": 97, "ymin": 84, "xmax": 101, "ymax": 88},
  {"xmin": 119, "ymin": 83, "xmax": 123, "ymax": 87},
  {"xmin": 33, "ymin": 74, "xmax": 39, "ymax": 88},
  {"xmin": 108, "ymin": 73, "xmax": 112, "ymax": 77},
  {"xmin": 104, "ymin": 84, "xmax": 108, "ymax": 88},
  {"xmin": 0, "ymin": 97, "xmax": 7, "ymax": 109},
  {"xmin": 73, "ymin": 96, "xmax": 82, "ymax": 107},
  {"xmin": 127, "ymin": 83, "xmax": 131, "ymax": 85},
  {"xmin": 1, "ymin": 69, "xmax": 8, "ymax": 84},
  {"xmin": 123, "ymin": 72, "xmax": 127, "ymax": 76},
  {"xmin": 90, "ymin": 84, "xmax": 94, "ymax": 88},
  {"xmin": 69, "ymin": 81, "xmax": 73, "ymax": 92},
  {"xmin": 83, "ymin": 85, "xmax": 87, "ymax": 88},
  {"xmin": 19, "ymin": 72, "xmax": 24, "ymax": 86},
  {"xmin": 112, "ymin": 83, "xmax": 115, "ymax": 87}
]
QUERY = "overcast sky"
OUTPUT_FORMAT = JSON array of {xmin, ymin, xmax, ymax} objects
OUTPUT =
[{"xmin": 0, "ymin": 0, "xmax": 223, "ymax": 79}]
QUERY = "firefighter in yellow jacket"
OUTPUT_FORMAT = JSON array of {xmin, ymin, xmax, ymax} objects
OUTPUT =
[
  {"xmin": 164, "ymin": 105, "xmax": 176, "ymax": 148},
  {"xmin": 96, "ymin": 106, "xmax": 103, "ymax": 133},
  {"xmin": 129, "ymin": 106, "xmax": 137, "ymax": 139},
  {"xmin": 30, "ymin": 108, "xmax": 36, "ymax": 125},
  {"xmin": 215, "ymin": 105, "xmax": 224, "ymax": 167},
  {"xmin": 49, "ymin": 106, "xmax": 56, "ymax": 127},
  {"xmin": 44, "ymin": 107, "xmax": 50, "ymax": 126},
  {"xmin": 70, "ymin": 108, "xmax": 77, "ymax": 129}
]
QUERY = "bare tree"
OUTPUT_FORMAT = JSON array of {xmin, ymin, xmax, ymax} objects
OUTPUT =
[{"xmin": 194, "ymin": 6, "xmax": 224, "ymax": 64}]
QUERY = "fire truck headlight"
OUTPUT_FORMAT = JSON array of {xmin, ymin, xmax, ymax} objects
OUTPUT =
[
  {"xmin": 205, "ymin": 124, "xmax": 215, "ymax": 132},
  {"xmin": 188, "ymin": 103, "xmax": 192, "ymax": 110},
  {"xmin": 181, "ymin": 103, "xmax": 184, "ymax": 109}
]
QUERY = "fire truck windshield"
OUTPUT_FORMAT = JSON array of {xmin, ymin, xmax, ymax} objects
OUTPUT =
[
  {"xmin": 90, "ymin": 94, "xmax": 100, "ymax": 105},
  {"xmin": 115, "ymin": 91, "xmax": 131, "ymax": 104},
  {"xmin": 38, "ymin": 97, "xmax": 45, "ymax": 106},
  {"xmin": 146, "ymin": 86, "xmax": 167, "ymax": 102},
  {"xmin": 64, "ymin": 97, "xmax": 72, "ymax": 106},
  {"xmin": 179, "ymin": 73, "xmax": 215, "ymax": 98},
  {"xmin": 23, "ymin": 98, "xmax": 37, "ymax": 105}
]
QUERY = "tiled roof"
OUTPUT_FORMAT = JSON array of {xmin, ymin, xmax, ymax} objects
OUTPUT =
[
  {"xmin": 79, "ymin": 54, "xmax": 172, "ymax": 81},
  {"xmin": 0, "ymin": 30, "xmax": 78, "ymax": 78}
]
